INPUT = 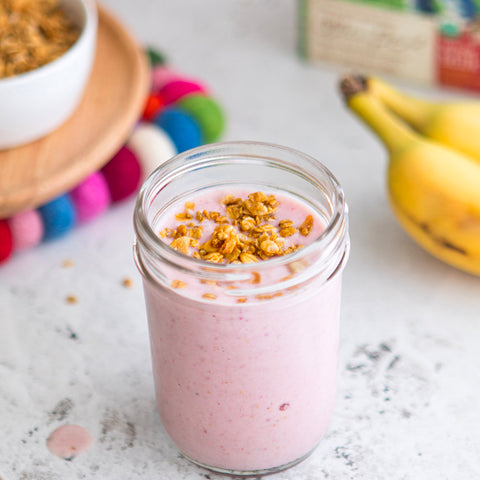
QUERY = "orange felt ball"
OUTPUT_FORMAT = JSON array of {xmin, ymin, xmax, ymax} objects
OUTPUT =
[{"xmin": 142, "ymin": 93, "xmax": 164, "ymax": 122}]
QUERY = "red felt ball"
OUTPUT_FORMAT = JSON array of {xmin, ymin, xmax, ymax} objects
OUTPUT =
[
  {"xmin": 0, "ymin": 219, "xmax": 13, "ymax": 263},
  {"xmin": 142, "ymin": 93, "xmax": 165, "ymax": 122},
  {"xmin": 101, "ymin": 146, "xmax": 142, "ymax": 203}
]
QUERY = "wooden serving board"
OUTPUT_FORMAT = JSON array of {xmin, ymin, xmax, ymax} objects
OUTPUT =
[{"xmin": 0, "ymin": 5, "xmax": 150, "ymax": 219}]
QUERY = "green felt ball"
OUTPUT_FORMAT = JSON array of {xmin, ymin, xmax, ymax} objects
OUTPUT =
[
  {"xmin": 146, "ymin": 47, "xmax": 167, "ymax": 66},
  {"xmin": 177, "ymin": 94, "xmax": 225, "ymax": 143}
]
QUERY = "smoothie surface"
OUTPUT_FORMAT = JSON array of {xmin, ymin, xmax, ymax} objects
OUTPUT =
[
  {"xmin": 154, "ymin": 187, "xmax": 326, "ymax": 303},
  {"xmin": 158, "ymin": 187, "xmax": 324, "ymax": 262}
]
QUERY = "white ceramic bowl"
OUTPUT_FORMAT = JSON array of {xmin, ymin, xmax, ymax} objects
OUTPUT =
[{"xmin": 0, "ymin": 0, "xmax": 98, "ymax": 150}]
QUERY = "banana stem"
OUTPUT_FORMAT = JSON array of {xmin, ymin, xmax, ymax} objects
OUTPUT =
[
  {"xmin": 340, "ymin": 75, "xmax": 419, "ymax": 155},
  {"xmin": 368, "ymin": 77, "xmax": 432, "ymax": 132}
]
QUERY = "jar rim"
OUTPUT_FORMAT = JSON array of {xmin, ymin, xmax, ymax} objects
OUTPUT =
[{"xmin": 133, "ymin": 141, "xmax": 348, "ymax": 279}]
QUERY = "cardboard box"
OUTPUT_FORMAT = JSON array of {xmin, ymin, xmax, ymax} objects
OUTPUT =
[{"xmin": 299, "ymin": 0, "xmax": 480, "ymax": 92}]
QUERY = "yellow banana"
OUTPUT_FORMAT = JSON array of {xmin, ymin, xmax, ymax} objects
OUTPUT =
[
  {"xmin": 363, "ymin": 74, "xmax": 480, "ymax": 165},
  {"xmin": 340, "ymin": 75, "xmax": 480, "ymax": 276}
]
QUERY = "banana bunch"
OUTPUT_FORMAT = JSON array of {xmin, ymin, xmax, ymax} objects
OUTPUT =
[{"xmin": 339, "ymin": 75, "xmax": 480, "ymax": 276}]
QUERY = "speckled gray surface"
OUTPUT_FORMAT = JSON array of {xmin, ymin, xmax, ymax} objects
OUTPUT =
[{"xmin": 1, "ymin": 1, "xmax": 479, "ymax": 479}]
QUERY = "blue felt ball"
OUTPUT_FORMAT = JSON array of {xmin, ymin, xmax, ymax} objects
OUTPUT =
[
  {"xmin": 153, "ymin": 107, "xmax": 202, "ymax": 153},
  {"xmin": 38, "ymin": 194, "xmax": 76, "ymax": 240}
]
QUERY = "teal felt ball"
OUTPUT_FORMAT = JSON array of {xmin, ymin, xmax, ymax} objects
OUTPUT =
[
  {"xmin": 154, "ymin": 107, "xmax": 202, "ymax": 153},
  {"xmin": 178, "ymin": 94, "xmax": 225, "ymax": 143},
  {"xmin": 38, "ymin": 194, "xmax": 76, "ymax": 240}
]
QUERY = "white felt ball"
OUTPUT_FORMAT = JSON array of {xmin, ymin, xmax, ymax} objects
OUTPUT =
[{"xmin": 127, "ymin": 123, "xmax": 177, "ymax": 180}]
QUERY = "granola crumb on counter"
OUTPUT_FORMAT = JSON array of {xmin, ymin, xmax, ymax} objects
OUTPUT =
[
  {"xmin": 65, "ymin": 295, "xmax": 78, "ymax": 304},
  {"xmin": 122, "ymin": 278, "xmax": 134, "ymax": 288}
]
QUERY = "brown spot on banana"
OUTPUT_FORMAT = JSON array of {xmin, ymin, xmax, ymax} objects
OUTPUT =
[
  {"xmin": 419, "ymin": 223, "xmax": 430, "ymax": 234},
  {"xmin": 407, "ymin": 214, "xmax": 467, "ymax": 256},
  {"xmin": 439, "ymin": 240, "xmax": 467, "ymax": 255}
]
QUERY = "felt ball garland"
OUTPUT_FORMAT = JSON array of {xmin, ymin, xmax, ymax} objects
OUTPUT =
[{"xmin": 0, "ymin": 46, "xmax": 226, "ymax": 265}]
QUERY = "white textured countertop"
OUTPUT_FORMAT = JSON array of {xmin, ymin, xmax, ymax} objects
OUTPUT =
[{"xmin": 1, "ymin": 1, "xmax": 479, "ymax": 479}]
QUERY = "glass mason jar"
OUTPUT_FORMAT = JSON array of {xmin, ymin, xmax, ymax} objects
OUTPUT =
[{"xmin": 133, "ymin": 142, "xmax": 349, "ymax": 476}]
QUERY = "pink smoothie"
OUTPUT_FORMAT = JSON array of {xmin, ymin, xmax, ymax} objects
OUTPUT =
[{"xmin": 143, "ymin": 187, "xmax": 342, "ymax": 473}]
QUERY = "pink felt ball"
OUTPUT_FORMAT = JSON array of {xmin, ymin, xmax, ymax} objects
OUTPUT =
[
  {"xmin": 70, "ymin": 172, "xmax": 111, "ymax": 224},
  {"xmin": 101, "ymin": 146, "xmax": 141, "ymax": 203},
  {"xmin": 159, "ymin": 79, "xmax": 208, "ymax": 105},
  {"xmin": 151, "ymin": 65, "xmax": 181, "ymax": 92},
  {"xmin": 8, "ymin": 209, "xmax": 44, "ymax": 251}
]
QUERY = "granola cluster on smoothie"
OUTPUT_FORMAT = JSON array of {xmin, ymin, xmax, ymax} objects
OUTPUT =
[{"xmin": 160, "ymin": 191, "xmax": 314, "ymax": 264}]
